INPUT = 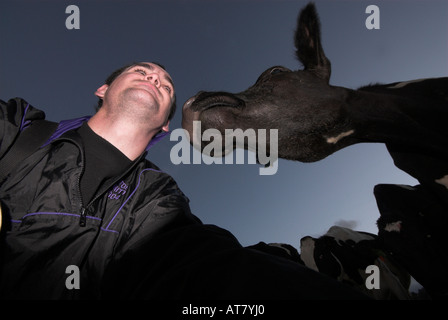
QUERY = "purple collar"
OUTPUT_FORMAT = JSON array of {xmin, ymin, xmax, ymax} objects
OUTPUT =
[{"xmin": 42, "ymin": 116, "xmax": 169, "ymax": 151}]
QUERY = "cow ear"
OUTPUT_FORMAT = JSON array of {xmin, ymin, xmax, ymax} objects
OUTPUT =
[{"xmin": 294, "ymin": 2, "xmax": 331, "ymax": 82}]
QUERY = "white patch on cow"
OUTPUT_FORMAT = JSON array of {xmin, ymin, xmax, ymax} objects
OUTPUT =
[
  {"xmin": 326, "ymin": 130, "xmax": 354, "ymax": 144},
  {"xmin": 325, "ymin": 226, "xmax": 375, "ymax": 243},
  {"xmin": 384, "ymin": 221, "xmax": 402, "ymax": 232},
  {"xmin": 435, "ymin": 175, "xmax": 448, "ymax": 189},
  {"xmin": 299, "ymin": 237, "xmax": 319, "ymax": 272},
  {"xmin": 387, "ymin": 78, "xmax": 428, "ymax": 89}
]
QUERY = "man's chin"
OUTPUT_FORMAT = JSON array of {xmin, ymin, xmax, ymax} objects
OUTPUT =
[{"xmin": 122, "ymin": 89, "xmax": 159, "ymax": 110}]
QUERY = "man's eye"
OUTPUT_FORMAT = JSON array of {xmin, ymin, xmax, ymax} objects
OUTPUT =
[
  {"xmin": 164, "ymin": 86, "xmax": 172, "ymax": 93},
  {"xmin": 135, "ymin": 68, "xmax": 146, "ymax": 75}
]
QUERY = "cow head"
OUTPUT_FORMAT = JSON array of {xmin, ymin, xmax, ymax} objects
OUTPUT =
[{"xmin": 182, "ymin": 3, "xmax": 354, "ymax": 162}]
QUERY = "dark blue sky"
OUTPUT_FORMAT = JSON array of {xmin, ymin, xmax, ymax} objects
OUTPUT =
[{"xmin": 1, "ymin": 0, "xmax": 447, "ymax": 248}]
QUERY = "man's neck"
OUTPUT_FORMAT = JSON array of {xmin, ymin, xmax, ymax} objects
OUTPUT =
[{"xmin": 87, "ymin": 110, "xmax": 158, "ymax": 161}]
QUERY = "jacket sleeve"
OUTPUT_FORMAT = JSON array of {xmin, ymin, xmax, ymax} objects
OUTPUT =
[{"xmin": 0, "ymin": 98, "xmax": 46, "ymax": 160}]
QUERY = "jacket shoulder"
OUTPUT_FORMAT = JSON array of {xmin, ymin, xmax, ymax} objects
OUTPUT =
[
  {"xmin": 0, "ymin": 98, "xmax": 46, "ymax": 124},
  {"xmin": 0, "ymin": 98, "xmax": 46, "ymax": 158}
]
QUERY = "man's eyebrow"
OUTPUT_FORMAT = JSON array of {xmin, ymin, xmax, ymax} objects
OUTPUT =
[{"xmin": 131, "ymin": 62, "xmax": 174, "ymax": 88}]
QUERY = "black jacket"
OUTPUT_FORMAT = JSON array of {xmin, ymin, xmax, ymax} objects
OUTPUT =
[
  {"xmin": 0, "ymin": 98, "xmax": 201, "ymax": 298},
  {"xmin": 0, "ymin": 98, "xmax": 369, "ymax": 300}
]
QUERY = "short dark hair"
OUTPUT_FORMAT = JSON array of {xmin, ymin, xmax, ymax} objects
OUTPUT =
[{"xmin": 95, "ymin": 62, "xmax": 177, "ymax": 122}]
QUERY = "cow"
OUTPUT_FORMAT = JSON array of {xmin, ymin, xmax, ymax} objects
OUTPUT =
[
  {"xmin": 181, "ymin": 2, "xmax": 448, "ymax": 299},
  {"xmin": 248, "ymin": 226, "xmax": 413, "ymax": 299},
  {"xmin": 299, "ymin": 226, "xmax": 411, "ymax": 300}
]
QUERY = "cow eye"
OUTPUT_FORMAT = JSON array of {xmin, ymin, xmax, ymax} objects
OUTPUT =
[
  {"xmin": 270, "ymin": 67, "xmax": 291, "ymax": 75},
  {"xmin": 255, "ymin": 66, "xmax": 290, "ymax": 85},
  {"xmin": 270, "ymin": 68, "xmax": 284, "ymax": 75}
]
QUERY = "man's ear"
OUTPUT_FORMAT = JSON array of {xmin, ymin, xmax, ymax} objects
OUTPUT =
[
  {"xmin": 95, "ymin": 84, "xmax": 109, "ymax": 99},
  {"xmin": 161, "ymin": 120, "xmax": 170, "ymax": 132}
]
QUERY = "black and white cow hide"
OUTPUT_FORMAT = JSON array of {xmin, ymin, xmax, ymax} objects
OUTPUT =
[{"xmin": 299, "ymin": 226, "xmax": 411, "ymax": 300}]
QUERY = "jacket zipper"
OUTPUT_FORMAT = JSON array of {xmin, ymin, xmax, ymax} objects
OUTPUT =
[
  {"xmin": 38, "ymin": 130, "xmax": 90, "ymax": 227},
  {"xmin": 79, "ymin": 207, "xmax": 87, "ymax": 227},
  {"xmin": 45, "ymin": 128, "xmax": 147, "ymax": 227},
  {"xmin": 77, "ymin": 138, "xmax": 87, "ymax": 227},
  {"xmin": 77, "ymin": 151, "xmax": 147, "ymax": 227},
  {"xmin": 36, "ymin": 119, "xmax": 153, "ymax": 229}
]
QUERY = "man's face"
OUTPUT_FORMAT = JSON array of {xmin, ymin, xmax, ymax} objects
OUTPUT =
[{"xmin": 95, "ymin": 62, "xmax": 175, "ymax": 132}]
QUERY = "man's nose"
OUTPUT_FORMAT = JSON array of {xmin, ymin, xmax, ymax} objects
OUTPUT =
[{"xmin": 146, "ymin": 73, "xmax": 160, "ymax": 87}]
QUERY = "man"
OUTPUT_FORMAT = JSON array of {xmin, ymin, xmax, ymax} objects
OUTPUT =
[
  {"xmin": 0, "ymin": 62, "xmax": 197, "ymax": 299},
  {"xmin": 0, "ymin": 62, "xmax": 368, "ymax": 299}
]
